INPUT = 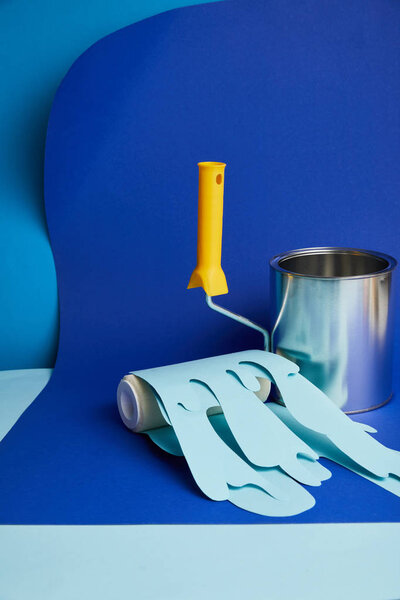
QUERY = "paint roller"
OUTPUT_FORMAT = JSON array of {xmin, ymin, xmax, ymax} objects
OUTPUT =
[
  {"xmin": 118, "ymin": 162, "xmax": 271, "ymax": 433},
  {"xmin": 117, "ymin": 164, "xmax": 400, "ymax": 516}
]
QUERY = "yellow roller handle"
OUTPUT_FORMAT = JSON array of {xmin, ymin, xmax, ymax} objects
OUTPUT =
[{"xmin": 187, "ymin": 162, "xmax": 228, "ymax": 297}]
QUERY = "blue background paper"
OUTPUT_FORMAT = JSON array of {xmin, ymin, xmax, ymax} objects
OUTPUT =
[
  {"xmin": 0, "ymin": 0, "xmax": 399, "ymax": 525},
  {"xmin": 0, "ymin": 0, "xmax": 220, "ymax": 370}
]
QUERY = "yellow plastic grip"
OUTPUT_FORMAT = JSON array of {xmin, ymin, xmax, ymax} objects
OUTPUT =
[{"xmin": 187, "ymin": 162, "xmax": 228, "ymax": 297}]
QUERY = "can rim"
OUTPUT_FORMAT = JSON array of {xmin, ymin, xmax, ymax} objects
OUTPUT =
[{"xmin": 269, "ymin": 246, "xmax": 397, "ymax": 280}]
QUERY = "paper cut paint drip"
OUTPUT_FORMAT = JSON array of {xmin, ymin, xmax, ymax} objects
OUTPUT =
[
  {"xmin": 133, "ymin": 352, "xmax": 325, "ymax": 484},
  {"xmin": 199, "ymin": 375, "xmax": 325, "ymax": 487},
  {"xmin": 148, "ymin": 412, "xmax": 328, "ymax": 517},
  {"xmin": 236, "ymin": 351, "xmax": 400, "ymax": 480},
  {"xmin": 153, "ymin": 382, "xmax": 316, "ymax": 516},
  {"xmin": 268, "ymin": 403, "xmax": 400, "ymax": 498},
  {"xmin": 119, "ymin": 349, "xmax": 400, "ymax": 517}
]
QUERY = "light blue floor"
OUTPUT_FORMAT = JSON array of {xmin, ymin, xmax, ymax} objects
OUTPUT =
[
  {"xmin": 1, "ymin": 523, "xmax": 399, "ymax": 599},
  {"xmin": 0, "ymin": 370, "xmax": 399, "ymax": 600},
  {"xmin": 0, "ymin": 368, "xmax": 52, "ymax": 442}
]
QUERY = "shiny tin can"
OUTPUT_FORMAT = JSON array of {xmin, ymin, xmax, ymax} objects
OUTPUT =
[{"xmin": 269, "ymin": 247, "xmax": 397, "ymax": 413}]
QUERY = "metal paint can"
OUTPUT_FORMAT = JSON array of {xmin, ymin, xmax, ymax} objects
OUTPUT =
[{"xmin": 269, "ymin": 247, "xmax": 397, "ymax": 413}]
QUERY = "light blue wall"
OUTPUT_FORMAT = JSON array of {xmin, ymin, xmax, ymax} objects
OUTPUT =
[{"xmin": 0, "ymin": 0, "xmax": 220, "ymax": 370}]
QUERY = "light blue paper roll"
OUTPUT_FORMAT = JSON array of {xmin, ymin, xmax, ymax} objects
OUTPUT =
[{"xmin": 119, "ymin": 349, "xmax": 400, "ymax": 517}]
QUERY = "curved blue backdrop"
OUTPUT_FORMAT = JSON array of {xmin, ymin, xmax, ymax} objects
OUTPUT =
[
  {"xmin": 0, "ymin": 0, "xmax": 218, "ymax": 370},
  {"xmin": 0, "ymin": 0, "xmax": 399, "ymax": 525}
]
